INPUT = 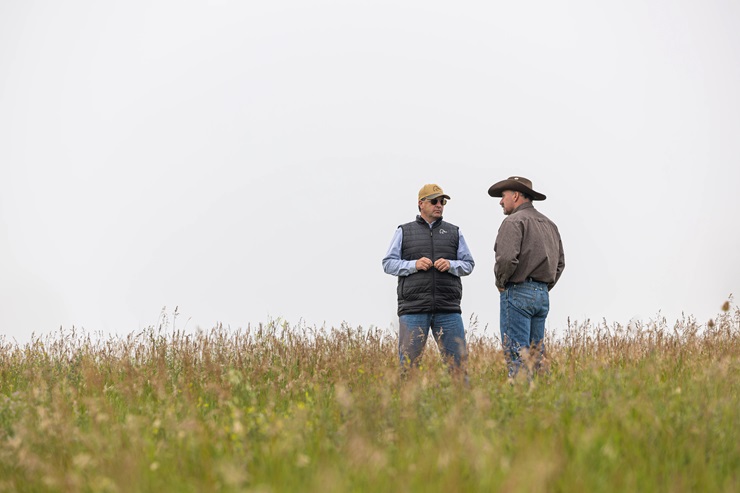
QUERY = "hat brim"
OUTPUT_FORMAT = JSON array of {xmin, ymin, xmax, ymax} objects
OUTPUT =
[
  {"xmin": 487, "ymin": 180, "xmax": 546, "ymax": 200},
  {"xmin": 421, "ymin": 193, "xmax": 451, "ymax": 200}
]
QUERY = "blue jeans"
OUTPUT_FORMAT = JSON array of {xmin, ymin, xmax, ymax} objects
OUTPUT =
[
  {"xmin": 398, "ymin": 312, "xmax": 467, "ymax": 372},
  {"xmin": 500, "ymin": 279, "xmax": 549, "ymax": 378}
]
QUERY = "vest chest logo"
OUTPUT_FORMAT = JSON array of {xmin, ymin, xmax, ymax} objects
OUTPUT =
[{"xmin": 439, "ymin": 229, "xmax": 447, "ymax": 234}]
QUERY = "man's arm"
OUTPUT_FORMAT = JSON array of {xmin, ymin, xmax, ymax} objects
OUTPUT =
[
  {"xmin": 447, "ymin": 231, "xmax": 475, "ymax": 277},
  {"xmin": 494, "ymin": 220, "xmax": 522, "ymax": 289},
  {"xmin": 382, "ymin": 227, "xmax": 418, "ymax": 276},
  {"xmin": 549, "ymin": 235, "xmax": 565, "ymax": 291}
]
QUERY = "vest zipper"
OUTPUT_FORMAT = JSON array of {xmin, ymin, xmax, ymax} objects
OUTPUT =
[{"xmin": 430, "ymin": 228, "xmax": 435, "ymax": 310}]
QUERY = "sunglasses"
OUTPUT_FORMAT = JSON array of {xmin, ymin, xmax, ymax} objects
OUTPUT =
[{"xmin": 424, "ymin": 197, "xmax": 447, "ymax": 206}]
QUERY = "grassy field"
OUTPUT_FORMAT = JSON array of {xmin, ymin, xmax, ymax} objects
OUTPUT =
[{"xmin": 1, "ymin": 305, "xmax": 738, "ymax": 492}]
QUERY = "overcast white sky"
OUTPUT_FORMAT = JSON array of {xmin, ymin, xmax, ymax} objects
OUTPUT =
[{"xmin": 1, "ymin": 1, "xmax": 739, "ymax": 344}]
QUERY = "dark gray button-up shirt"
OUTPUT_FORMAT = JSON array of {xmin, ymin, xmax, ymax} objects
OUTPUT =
[{"xmin": 494, "ymin": 201, "xmax": 565, "ymax": 291}]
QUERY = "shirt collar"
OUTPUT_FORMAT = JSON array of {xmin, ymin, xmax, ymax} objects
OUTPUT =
[{"xmin": 512, "ymin": 201, "xmax": 534, "ymax": 214}]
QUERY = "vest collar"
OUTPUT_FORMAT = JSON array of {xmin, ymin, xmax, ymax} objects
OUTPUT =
[{"xmin": 416, "ymin": 215, "xmax": 443, "ymax": 228}]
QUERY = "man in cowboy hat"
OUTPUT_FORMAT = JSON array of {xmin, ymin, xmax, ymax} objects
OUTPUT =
[
  {"xmin": 382, "ymin": 184, "xmax": 475, "ymax": 378},
  {"xmin": 488, "ymin": 176, "xmax": 565, "ymax": 380}
]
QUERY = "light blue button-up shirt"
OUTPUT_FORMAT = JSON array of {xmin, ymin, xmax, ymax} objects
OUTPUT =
[{"xmin": 382, "ymin": 223, "xmax": 475, "ymax": 277}]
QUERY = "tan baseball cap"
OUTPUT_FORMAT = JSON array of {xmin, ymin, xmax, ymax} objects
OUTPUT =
[{"xmin": 418, "ymin": 183, "xmax": 451, "ymax": 201}]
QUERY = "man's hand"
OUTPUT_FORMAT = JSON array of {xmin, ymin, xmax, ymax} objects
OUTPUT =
[
  {"xmin": 415, "ymin": 257, "xmax": 433, "ymax": 271},
  {"xmin": 434, "ymin": 258, "xmax": 450, "ymax": 272}
]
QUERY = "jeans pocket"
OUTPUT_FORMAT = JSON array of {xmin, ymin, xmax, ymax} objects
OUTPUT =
[{"xmin": 510, "ymin": 286, "xmax": 536, "ymax": 314}]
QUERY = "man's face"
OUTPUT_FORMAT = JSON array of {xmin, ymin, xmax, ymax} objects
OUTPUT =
[
  {"xmin": 419, "ymin": 196, "xmax": 446, "ymax": 222},
  {"xmin": 499, "ymin": 190, "xmax": 518, "ymax": 215}
]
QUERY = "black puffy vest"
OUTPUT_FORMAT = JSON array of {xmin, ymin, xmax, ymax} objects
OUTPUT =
[{"xmin": 397, "ymin": 216, "xmax": 463, "ymax": 315}]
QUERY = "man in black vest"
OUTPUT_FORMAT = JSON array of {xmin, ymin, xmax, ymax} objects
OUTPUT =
[{"xmin": 382, "ymin": 184, "xmax": 475, "ymax": 377}]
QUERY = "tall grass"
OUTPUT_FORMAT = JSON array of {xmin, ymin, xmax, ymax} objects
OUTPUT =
[{"xmin": 1, "ymin": 304, "xmax": 738, "ymax": 492}]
